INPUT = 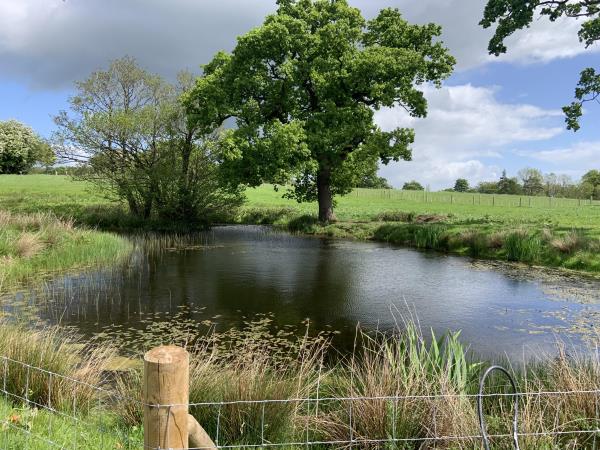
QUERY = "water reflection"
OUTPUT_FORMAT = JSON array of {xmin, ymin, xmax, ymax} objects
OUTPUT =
[{"xmin": 4, "ymin": 225, "xmax": 600, "ymax": 361}]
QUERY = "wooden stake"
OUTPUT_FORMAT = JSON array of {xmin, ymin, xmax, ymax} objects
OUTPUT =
[
  {"xmin": 144, "ymin": 345, "xmax": 190, "ymax": 450},
  {"xmin": 188, "ymin": 414, "xmax": 217, "ymax": 450}
]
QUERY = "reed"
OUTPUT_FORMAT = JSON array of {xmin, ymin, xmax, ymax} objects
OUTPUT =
[{"xmin": 0, "ymin": 210, "xmax": 132, "ymax": 289}]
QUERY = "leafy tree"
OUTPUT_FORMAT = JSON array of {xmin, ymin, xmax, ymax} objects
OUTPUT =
[
  {"xmin": 186, "ymin": 0, "xmax": 455, "ymax": 221},
  {"xmin": 582, "ymin": 169, "xmax": 600, "ymax": 188},
  {"xmin": 582, "ymin": 169, "xmax": 600, "ymax": 199},
  {"xmin": 497, "ymin": 169, "xmax": 522, "ymax": 195},
  {"xmin": 54, "ymin": 57, "xmax": 241, "ymax": 223},
  {"xmin": 518, "ymin": 167, "xmax": 544, "ymax": 196},
  {"xmin": 356, "ymin": 174, "xmax": 392, "ymax": 189},
  {"xmin": 355, "ymin": 161, "xmax": 392, "ymax": 189},
  {"xmin": 477, "ymin": 181, "xmax": 499, "ymax": 194},
  {"xmin": 453, "ymin": 178, "xmax": 469, "ymax": 192},
  {"xmin": 480, "ymin": 0, "xmax": 600, "ymax": 130},
  {"xmin": 0, "ymin": 120, "xmax": 54, "ymax": 174},
  {"xmin": 402, "ymin": 180, "xmax": 424, "ymax": 191}
]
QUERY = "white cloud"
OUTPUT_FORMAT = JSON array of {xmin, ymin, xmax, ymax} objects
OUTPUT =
[
  {"xmin": 496, "ymin": 16, "xmax": 600, "ymax": 65},
  {"xmin": 375, "ymin": 84, "xmax": 564, "ymax": 189},
  {"xmin": 523, "ymin": 141, "xmax": 600, "ymax": 173}
]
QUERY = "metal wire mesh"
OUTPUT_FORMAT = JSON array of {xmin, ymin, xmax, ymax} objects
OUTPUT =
[{"xmin": 1, "ymin": 355, "xmax": 599, "ymax": 449}]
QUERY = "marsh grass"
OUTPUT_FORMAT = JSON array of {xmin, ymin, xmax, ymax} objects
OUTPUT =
[
  {"xmin": 0, "ymin": 210, "xmax": 132, "ymax": 289},
  {"xmin": 503, "ymin": 230, "xmax": 542, "ymax": 262},
  {"xmin": 106, "ymin": 318, "xmax": 600, "ymax": 449}
]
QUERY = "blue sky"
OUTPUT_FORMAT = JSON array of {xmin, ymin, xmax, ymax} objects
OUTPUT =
[{"xmin": 0, "ymin": 0, "xmax": 598, "ymax": 189}]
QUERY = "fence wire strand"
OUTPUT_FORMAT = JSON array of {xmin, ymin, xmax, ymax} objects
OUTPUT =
[{"xmin": 1, "ymin": 355, "xmax": 599, "ymax": 449}]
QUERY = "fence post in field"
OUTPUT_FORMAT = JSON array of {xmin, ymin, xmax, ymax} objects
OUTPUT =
[{"xmin": 144, "ymin": 345, "xmax": 190, "ymax": 450}]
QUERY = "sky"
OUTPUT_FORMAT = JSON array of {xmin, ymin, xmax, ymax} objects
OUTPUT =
[{"xmin": 0, "ymin": 0, "xmax": 599, "ymax": 189}]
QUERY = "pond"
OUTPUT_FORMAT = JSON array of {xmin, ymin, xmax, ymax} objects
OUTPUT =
[{"xmin": 5, "ymin": 225, "xmax": 600, "ymax": 361}]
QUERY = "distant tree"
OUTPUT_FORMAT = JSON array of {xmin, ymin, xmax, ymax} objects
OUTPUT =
[
  {"xmin": 186, "ymin": 0, "xmax": 456, "ymax": 221},
  {"xmin": 453, "ymin": 178, "xmax": 469, "ymax": 192},
  {"xmin": 518, "ymin": 167, "xmax": 544, "ymax": 196},
  {"xmin": 477, "ymin": 181, "xmax": 499, "ymax": 194},
  {"xmin": 582, "ymin": 169, "xmax": 600, "ymax": 188},
  {"xmin": 497, "ymin": 170, "xmax": 522, "ymax": 195},
  {"xmin": 480, "ymin": 0, "xmax": 599, "ymax": 131},
  {"xmin": 582, "ymin": 169, "xmax": 600, "ymax": 199},
  {"xmin": 356, "ymin": 172, "xmax": 392, "ymax": 189},
  {"xmin": 403, "ymin": 180, "xmax": 424, "ymax": 191},
  {"xmin": 0, "ymin": 120, "xmax": 54, "ymax": 174}
]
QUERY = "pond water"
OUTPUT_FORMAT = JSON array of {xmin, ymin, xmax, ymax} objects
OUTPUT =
[{"xmin": 5, "ymin": 225, "xmax": 600, "ymax": 361}]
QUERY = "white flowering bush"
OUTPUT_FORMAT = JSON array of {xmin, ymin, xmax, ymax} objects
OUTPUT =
[{"xmin": 0, "ymin": 120, "xmax": 54, "ymax": 173}]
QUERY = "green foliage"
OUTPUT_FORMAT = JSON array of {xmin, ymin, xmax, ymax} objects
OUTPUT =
[
  {"xmin": 187, "ymin": 0, "xmax": 455, "ymax": 220},
  {"xmin": 453, "ymin": 178, "xmax": 469, "ymax": 192},
  {"xmin": 402, "ymin": 180, "xmax": 424, "ymax": 191},
  {"xmin": 356, "ymin": 167, "xmax": 392, "ymax": 189},
  {"xmin": 0, "ymin": 210, "xmax": 132, "ymax": 289},
  {"xmin": 582, "ymin": 169, "xmax": 600, "ymax": 192},
  {"xmin": 481, "ymin": 0, "xmax": 599, "ymax": 130},
  {"xmin": 518, "ymin": 167, "xmax": 544, "ymax": 196},
  {"xmin": 54, "ymin": 58, "xmax": 241, "ymax": 224},
  {"xmin": 0, "ymin": 120, "xmax": 54, "ymax": 174},
  {"xmin": 497, "ymin": 169, "xmax": 521, "ymax": 195},
  {"xmin": 563, "ymin": 68, "xmax": 600, "ymax": 131}
]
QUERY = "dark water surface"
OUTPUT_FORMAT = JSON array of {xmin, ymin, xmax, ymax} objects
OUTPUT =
[{"xmin": 6, "ymin": 225, "xmax": 600, "ymax": 361}]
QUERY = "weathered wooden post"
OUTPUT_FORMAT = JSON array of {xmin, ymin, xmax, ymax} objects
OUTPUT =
[{"xmin": 144, "ymin": 345, "xmax": 190, "ymax": 449}]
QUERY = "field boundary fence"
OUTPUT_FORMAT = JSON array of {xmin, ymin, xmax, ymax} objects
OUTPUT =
[
  {"xmin": 352, "ymin": 188, "xmax": 600, "ymax": 209},
  {"xmin": 1, "ymin": 347, "xmax": 600, "ymax": 449}
]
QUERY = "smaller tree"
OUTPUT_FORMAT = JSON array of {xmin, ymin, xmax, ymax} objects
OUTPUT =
[
  {"xmin": 403, "ymin": 180, "xmax": 424, "ymax": 191},
  {"xmin": 582, "ymin": 169, "xmax": 600, "ymax": 199},
  {"xmin": 477, "ymin": 181, "xmax": 498, "ymax": 194},
  {"xmin": 518, "ymin": 167, "xmax": 544, "ymax": 196},
  {"xmin": 0, "ymin": 120, "xmax": 54, "ymax": 174},
  {"xmin": 497, "ymin": 170, "xmax": 522, "ymax": 195},
  {"xmin": 356, "ymin": 163, "xmax": 392, "ymax": 189},
  {"xmin": 453, "ymin": 178, "xmax": 469, "ymax": 192}
]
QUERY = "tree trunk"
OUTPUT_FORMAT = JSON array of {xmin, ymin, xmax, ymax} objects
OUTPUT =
[{"xmin": 317, "ymin": 166, "xmax": 335, "ymax": 223}]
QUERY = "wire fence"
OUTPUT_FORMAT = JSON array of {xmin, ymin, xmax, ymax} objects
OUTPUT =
[
  {"xmin": 1, "ymin": 354, "xmax": 600, "ymax": 449},
  {"xmin": 352, "ymin": 188, "xmax": 600, "ymax": 209}
]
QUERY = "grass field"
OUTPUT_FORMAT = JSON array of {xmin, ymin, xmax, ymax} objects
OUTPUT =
[{"xmin": 2, "ymin": 174, "xmax": 600, "ymax": 273}]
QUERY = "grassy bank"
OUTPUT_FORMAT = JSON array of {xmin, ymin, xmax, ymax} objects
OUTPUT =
[
  {"xmin": 1, "ymin": 319, "xmax": 598, "ymax": 449},
  {"xmin": 0, "ymin": 320, "xmax": 142, "ymax": 448},
  {"xmin": 242, "ymin": 186, "xmax": 600, "ymax": 273},
  {"xmin": 0, "ymin": 210, "xmax": 132, "ymax": 290},
  {"xmin": 3, "ymin": 175, "xmax": 600, "ymax": 273}
]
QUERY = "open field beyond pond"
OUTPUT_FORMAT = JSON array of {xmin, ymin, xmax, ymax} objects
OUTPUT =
[{"xmin": 2, "ymin": 174, "xmax": 600, "ymax": 274}]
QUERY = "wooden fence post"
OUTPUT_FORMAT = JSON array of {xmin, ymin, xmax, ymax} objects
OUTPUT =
[{"xmin": 144, "ymin": 345, "xmax": 190, "ymax": 449}]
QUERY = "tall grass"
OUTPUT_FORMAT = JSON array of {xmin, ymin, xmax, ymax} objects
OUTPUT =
[
  {"xmin": 503, "ymin": 230, "xmax": 542, "ymax": 262},
  {"xmin": 0, "ymin": 210, "xmax": 132, "ymax": 289},
  {"xmin": 0, "ymin": 320, "xmax": 116, "ymax": 413},
  {"xmin": 108, "ymin": 319, "xmax": 600, "ymax": 449}
]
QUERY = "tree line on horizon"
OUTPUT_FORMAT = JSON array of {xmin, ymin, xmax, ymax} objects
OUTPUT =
[{"xmin": 400, "ymin": 168, "xmax": 600, "ymax": 199}]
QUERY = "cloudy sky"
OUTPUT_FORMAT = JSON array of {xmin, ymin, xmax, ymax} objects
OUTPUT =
[{"xmin": 1, "ymin": 0, "xmax": 599, "ymax": 189}]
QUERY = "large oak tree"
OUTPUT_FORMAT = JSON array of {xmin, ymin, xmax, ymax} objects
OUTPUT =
[{"xmin": 186, "ymin": 0, "xmax": 455, "ymax": 221}]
